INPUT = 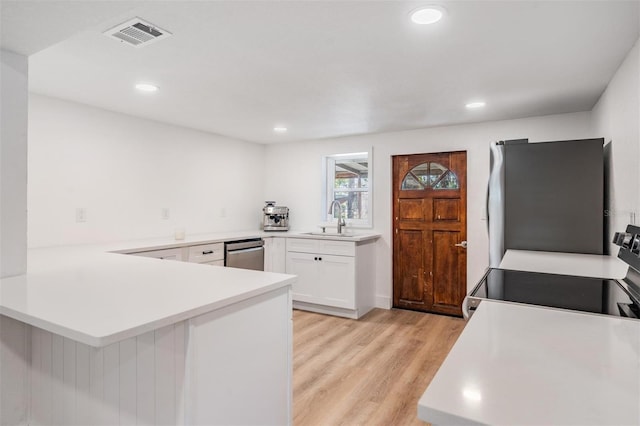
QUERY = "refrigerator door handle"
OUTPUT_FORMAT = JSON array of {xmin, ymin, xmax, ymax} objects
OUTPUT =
[
  {"xmin": 485, "ymin": 182, "xmax": 490, "ymax": 233},
  {"xmin": 488, "ymin": 141, "xmax": 505, "ymax": 268}
]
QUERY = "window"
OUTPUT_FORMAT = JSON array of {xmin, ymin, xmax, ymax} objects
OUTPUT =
[
  {"xmin": 401, "ymin": 162, "xmax": 458, "ymax": 190},
  {"xmin": 323, "ymin": 150, "xmax": 372, "ymax": 227}
]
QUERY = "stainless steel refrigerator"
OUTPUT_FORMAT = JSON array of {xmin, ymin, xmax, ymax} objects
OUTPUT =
[{"xmin": 488, "ymin": 138, "xmax": 604, "ymax": 267}]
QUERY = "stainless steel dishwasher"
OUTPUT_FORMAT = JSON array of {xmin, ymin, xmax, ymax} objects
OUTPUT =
[{"xmin": 224, "ymin": 238, "xmax": 264, "ymax": 271}]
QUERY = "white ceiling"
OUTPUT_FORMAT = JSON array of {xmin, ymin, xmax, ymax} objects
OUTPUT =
[{"xmin": 2, "ymin": 1, "xmax": 639, "ymax": 144}]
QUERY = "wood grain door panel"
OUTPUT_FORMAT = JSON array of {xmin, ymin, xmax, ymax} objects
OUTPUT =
[
  {"xmin": 395, "ymin": 230, "xmax": 426, "ymax": 306},
  {"xmin": 398, "ymin": 199, "xmax": 426, "ymax": 221},
  {"xmin": 433, "ymin": 199, "xmax": 459, "ymax": 221},
  {"xmin": 392, "ymin": 151, "xmax": 467, "ymax": 316},
  {"xmin": 431, "ymin": 231, "xmax": 465, "ymax": 315}
]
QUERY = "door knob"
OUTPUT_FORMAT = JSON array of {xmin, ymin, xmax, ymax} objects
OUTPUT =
[{"xmin": 454, "ymin": 241, "xmax": 468, "ymax": 249}]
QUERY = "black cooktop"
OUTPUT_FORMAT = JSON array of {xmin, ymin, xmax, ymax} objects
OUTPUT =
[{"xmin": 471, "ymin": 268, "xmax": 640, "ymax": 318}]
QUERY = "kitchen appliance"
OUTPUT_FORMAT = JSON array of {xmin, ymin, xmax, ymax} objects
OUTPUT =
[
  {"xmin": 464, "ymin": 224, "xmax": 640, "ymax": 320},
  {"xmin": 263, "ymin": 201, "xmax": 289, "ymax": 231},
  {"xmin": 488, "ymin": 138, "xmax": 604, "ymax": 267},
  {"xmin": 225, "ymin": 238, "xmax": 264, "ymax": 271}
]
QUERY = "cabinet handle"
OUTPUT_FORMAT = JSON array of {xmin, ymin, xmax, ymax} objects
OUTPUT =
[{"xmin": 202, "ymin": 250, "xmax": 214, "ymax": 255}]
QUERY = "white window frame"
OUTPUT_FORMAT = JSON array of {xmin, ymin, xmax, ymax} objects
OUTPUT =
[{"xmin": 321, "ymin": 149, "xmax": 373, "ymax": 228}]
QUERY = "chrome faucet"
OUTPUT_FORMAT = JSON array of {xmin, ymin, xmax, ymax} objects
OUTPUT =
[{"xmin": 328, "ymin": 200, "xmax": 346, "ymax": 234}]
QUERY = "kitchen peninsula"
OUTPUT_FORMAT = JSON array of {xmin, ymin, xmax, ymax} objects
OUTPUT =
[{"xmin": 0, "ymin": 238, "xmax": 296, "ymax": 425}]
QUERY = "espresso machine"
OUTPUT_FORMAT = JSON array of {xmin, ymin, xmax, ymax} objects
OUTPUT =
[{"xmin": 263, "ymin": 201, "xmax": 289, "ymax": 231}]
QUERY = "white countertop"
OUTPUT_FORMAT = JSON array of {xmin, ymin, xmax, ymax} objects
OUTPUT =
[
  {"xmin": 418, "ymin": 301, "xmax": 640, "ymax": 425},
  {"xmin": 280, "ymin": 231, "xmax": 381, "ymax": 243},
  {"xmin": 0, "ymin": 229, "xmax": 380, "ymax": 347},
  {"xmin": 110, "ymin": 230, "xmax": 381, "ymax": 253},
  {"xmin": 0, "ymin": 234, "xmax": 298, "ymax": 347},
  {"xmin": 500, "ymin": 249, "xmax": 628, "ymax": 279},
  {"xmin": 109, "ymin": 230, "xmax": 268, "ymax": 253}
]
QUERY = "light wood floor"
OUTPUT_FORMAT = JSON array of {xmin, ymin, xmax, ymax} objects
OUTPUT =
[{"xmin": 293, "ymin": 308, "xmax": 466, "ymax": 426}]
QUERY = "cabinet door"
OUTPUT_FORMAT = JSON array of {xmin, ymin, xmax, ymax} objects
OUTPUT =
[
  {"xmin": 272, "ymin": 238, "xmax": 287, "ymax": 273},
  {"xmin": 264, "ymin": 238, "xmax": 273, "ymax": 271},
  {"xmin": 320, "ymin": 255, "xmax": 356, "ymax": 309},
  {"xmin": 286, "ymin": 251, "xmax": 319, "ymax": 302},
  {"xmin": 286, "ymin": 251, "xmax": 355, "ymax": 309},
  {"xmin": 264, "ymin": 238, "xmax": 287, "ymax": 273}
]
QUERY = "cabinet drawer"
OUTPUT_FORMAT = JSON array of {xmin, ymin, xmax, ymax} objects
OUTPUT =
[
  {"xmin": 132, "ymin": 247, "xmax": 184, "ymax": 261},
  {"xmin": 286, "ymin": 238, "xmax": 355, "ymax": 256},
  {"xmin": 188, "ymin": 243, "xmax": 224, "ymax": 263}
]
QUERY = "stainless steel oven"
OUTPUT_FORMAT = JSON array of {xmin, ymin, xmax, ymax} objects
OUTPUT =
[{"xmin": 225, "ymin": 239, "xmax": 264, "ymax": 271}]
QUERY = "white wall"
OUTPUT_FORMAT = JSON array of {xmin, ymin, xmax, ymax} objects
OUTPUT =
[
  {"xmin": 592, "ymin": 38, "xmax": 640, "ymax": 254},
  {"xmin": 28, "ymin": 95, "xmax": 266, "ymax": 247},
  {"xmin": 1, "ymin": 48, "xmax": 30, "ymax": 426},
  {"xmin": 264, "ymin": 112, "xmax": 596, "ymax": 307},
  {"xmin": 1, "ymin": 49, "xmax": 28, "ymax": 278},
  {"xmin": 25, "ymin": 38, "xmax": 639, "ymax": 308}
]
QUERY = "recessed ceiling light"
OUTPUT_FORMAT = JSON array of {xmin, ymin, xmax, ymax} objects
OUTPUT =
[
  {"xmin": 410, "ymin": 6, "xmax": 445, "ymax": 25},
  {"xmin": 466, "ymin": 101, "xmax": 486, "ymax": 109},
  {"xmin": 273, "ymin": 126, "xmax": 288, "ymax": 133},
  {"xmin": 135, "ymin": 83, "xmax": 159, "ymax": 92}
]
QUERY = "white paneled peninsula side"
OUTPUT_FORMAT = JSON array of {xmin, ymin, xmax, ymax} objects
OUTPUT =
[{"xmin": 0, "ymin": 241, "xmax": 296, "ymax": 426}]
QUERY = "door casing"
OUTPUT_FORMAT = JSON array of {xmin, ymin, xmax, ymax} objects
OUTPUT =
[{"xmin": 392, "ymin": 151, "xmax": 467, "ymax": 316}]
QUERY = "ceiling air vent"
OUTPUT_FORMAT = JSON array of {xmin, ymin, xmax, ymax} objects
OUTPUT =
[{"xmin": 104, "ymin": 18, "xmax": 172, "ymax": 48}]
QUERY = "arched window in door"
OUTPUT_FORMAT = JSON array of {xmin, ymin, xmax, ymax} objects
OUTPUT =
[{"xmin": 401, "ymin": 162, "xmax": 459, "ymax": 190}]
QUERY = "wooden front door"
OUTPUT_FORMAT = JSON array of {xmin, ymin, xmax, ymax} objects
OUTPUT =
[{"xmin": 392, "ymin": 151, "xmax": 467, "ymax": 316}]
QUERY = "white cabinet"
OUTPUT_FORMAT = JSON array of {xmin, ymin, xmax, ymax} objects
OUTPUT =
[
  {"xmin": 130, "ymin": 247, "xmax": 184, "ymax": 261},
  {"xmin": 286, "ymin": 238, "xmax": 375, "ymax": 319},
  {"xmin": 287, "ymin": 251, "xmax": 355, "ymax": 308},
  {"xmin": 264, "ymin": 237, "xmax": 287, "ymax": 273},
  {"xmin": 188, "ymin": 242, "xmax": 224, "ymax": 266}
]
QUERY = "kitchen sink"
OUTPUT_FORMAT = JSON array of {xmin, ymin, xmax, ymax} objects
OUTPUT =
[{"xmin": 301, "ymin": 232, "xmax": 356, "ymax": 237}]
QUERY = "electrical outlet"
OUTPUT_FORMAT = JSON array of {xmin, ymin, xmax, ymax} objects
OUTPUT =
[
  {"xmin": 76, "ymin": 208, "xmax": 87, "ymax": 223},
  {"xmin": 162, "ymin": 208, "xmax": 170, "ymax": 220}
]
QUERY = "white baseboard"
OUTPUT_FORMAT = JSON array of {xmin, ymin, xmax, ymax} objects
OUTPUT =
[
  {"xmin": 293, "ymin": 301, "xmax": 360, "ymax": 319},
  {"xmin": 375, "ymin": 295, "xmax": 392, "ymax": 309}
]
